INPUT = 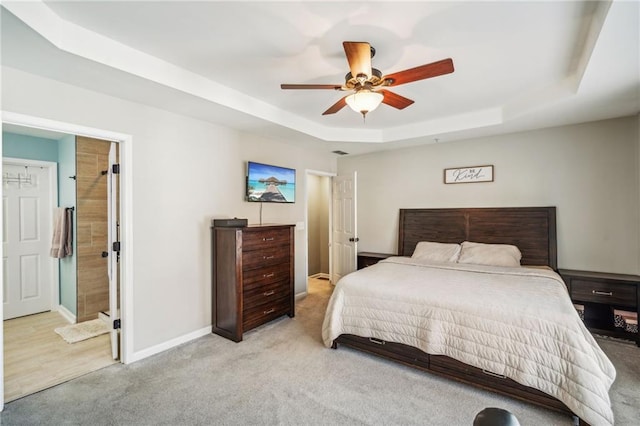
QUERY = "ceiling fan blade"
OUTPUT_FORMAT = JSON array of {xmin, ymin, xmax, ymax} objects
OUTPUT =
[
  {"xmin": 384, "ymin": 58, "xmax": 454, "ymax": 86},
  {"xmin": 379, "ymin": 90, "xmax": 414, "ymax": 110},
  {"xmin": 343, "ymin": 41, "xmax": 372, "ymax": 79},
  {"xmin": 281, "ymin": 84, "xmax": 343, "ymax": 90},
  {"xmin": 322, "ymin": 96, "xmax": 348, "ymax": 115}
]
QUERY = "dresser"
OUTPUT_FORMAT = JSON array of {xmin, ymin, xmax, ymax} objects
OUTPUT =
[
  {"xmin": 211, "ymin": 223, "xmax": 295, "ymax": 342},
  {"xmin": 559, "ymin": 269, "xmax": 639, "ymax": 346}
]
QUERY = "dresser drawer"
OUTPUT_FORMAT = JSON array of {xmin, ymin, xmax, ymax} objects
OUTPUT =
[
  {"xmin": 242, "ymin": 228, "xmax": 290, "ymax": 251},
  {"xmin": 242, "ymin": 246, "xmax": 290, "ymax": 271},
  {"xmin": 571, "ymin": 279, "xmax": 636, "ymax": 307},
  {"xmin": 242, "ymin": 263, "xmax": 290, "ymax": 290},
  {"xmin": 559, "ymin": 269, "xmax": 639, "ymax": 346},
  {"xmin": 243, "ymin": 296, "xmax": 291, "ymax": 331},
  {"xmin": 243, "ymin": 280, "xmax": 290, "ymax": 310}
]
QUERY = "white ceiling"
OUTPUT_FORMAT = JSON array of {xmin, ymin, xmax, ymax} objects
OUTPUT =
[{"xmin": 1, "ymin": 1, "xmax": 638, "ymax": 155}]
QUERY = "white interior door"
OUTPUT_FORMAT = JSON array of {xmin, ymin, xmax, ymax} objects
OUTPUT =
[
  {"xmin": 107, "ymin": 143, "xmax": 119, "ymax": 360},
  {"xmin": 3, "ymin": 160, "xmax": 56, "ymax": 320},
  {"xmin": 331, "ymin": 172, "xmax": 357, "ymax": 284}
]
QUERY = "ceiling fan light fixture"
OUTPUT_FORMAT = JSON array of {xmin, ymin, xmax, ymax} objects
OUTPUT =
[
  {"xmin": 345, "ymin": 90, "xmax": 384, "ymax": 117},
  {"xmin": 281, "ymin": 42, "xmax": 454, "ymax": 118}
]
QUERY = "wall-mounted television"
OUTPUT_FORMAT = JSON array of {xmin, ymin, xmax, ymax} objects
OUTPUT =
[{"xmin": 246, "ymin": 161, "xmax": 296, "ymax": 203}]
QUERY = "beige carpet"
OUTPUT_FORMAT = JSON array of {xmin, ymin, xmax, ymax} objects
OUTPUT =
[
  {"xmin": 54, "ymin": 319, "xmax": 110, "ymax": 343},
  {"xmin": 3, "ymin": 278, "xmax": 638, "ymax": 425}
]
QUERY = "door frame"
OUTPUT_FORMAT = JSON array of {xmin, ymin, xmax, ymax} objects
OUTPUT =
[
  {"xmin": 1, "ymin": 111, "xmax": 134, "ymax": 411},
  {"xmin": 107, "ymin": 142, "xmax": 119, "ymax": 360},
  {"xmin": 2, "ymin": 157, "xmax": 59, "ymax": 317},
  {"xmin": 304, "ymin": 169, "xmax": 336, "ymax": 293}
]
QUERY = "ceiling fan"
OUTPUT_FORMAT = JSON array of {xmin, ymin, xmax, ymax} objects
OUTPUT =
[{"xmin": 280, "ymin": 41, "xmax": 454, "ymax": 118}]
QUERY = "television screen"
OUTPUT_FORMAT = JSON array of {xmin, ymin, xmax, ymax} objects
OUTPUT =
[{"xmin": 246, "ymin": 161, "xmax": 296, "ymax": 203}]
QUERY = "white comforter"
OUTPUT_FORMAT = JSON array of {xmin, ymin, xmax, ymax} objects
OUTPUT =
[{"xmin": 322, "ymin": 257, "xmax": 616, "ymax": 426}]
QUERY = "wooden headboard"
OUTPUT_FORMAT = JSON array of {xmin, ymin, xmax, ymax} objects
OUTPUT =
[{"xmin": 398, "ymin": 207, "xmax": 557, "ymax": 269}]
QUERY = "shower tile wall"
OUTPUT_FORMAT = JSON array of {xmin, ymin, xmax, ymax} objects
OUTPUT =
[{"xmin": 76, "ymin": 136, "xmax": 110, "ymax": 323}]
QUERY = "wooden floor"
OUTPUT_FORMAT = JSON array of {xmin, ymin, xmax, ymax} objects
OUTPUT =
[
  {"xmin": 3, "ymin": 311, "xmax": 117, "ymax": 402},
  {"xmin": 308, "ymin": 275, "xmax": 333, "ymax": 295}
]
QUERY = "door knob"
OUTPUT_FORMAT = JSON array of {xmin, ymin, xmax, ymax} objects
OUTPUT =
[
  {"xmin": 349, "ymin": 237, "xmax": 360, "ymax": 242},
  {"xmin": 101, "ymin": 251, "xmax": 109, "ymax": 258}
]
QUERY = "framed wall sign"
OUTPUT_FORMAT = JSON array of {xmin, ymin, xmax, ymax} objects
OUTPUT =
[{"xmin": 444, "ymin": 165, "xmax": 494, "ymax": 184}]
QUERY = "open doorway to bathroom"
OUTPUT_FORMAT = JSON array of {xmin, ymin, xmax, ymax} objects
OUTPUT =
[{"xmin": 2, "ymin": 125, "xmax": 121, "ymax": 402}]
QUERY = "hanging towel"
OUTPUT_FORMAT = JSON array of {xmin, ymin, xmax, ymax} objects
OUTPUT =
[{"xmin": 50, "ymin": 207, "xmax": 73, "ymax": 258}]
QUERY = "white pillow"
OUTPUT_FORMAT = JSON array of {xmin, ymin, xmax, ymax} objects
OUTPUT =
[
  {"xmin": 457, "ymin": 241, "xmax": 522, "ymax": 267},
  {"xmin": 411, "ymin": 241, "xmax": 461, "ymax": 263}
]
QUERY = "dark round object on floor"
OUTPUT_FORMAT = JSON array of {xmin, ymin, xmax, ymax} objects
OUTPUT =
[{"xmin": 473, "ymin": 407, "xmax": 521, "ymax": 426}]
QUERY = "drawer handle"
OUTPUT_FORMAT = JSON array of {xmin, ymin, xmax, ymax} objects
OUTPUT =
[
  {"xmin": 263, "ymin": 273, "xmax": 275, "ymax": 278},
  {"xmin": 482, "ymin": 369, "xmax": 506, "ymax": 379},
  {"xmin": 263, "ymin": 290, "xmax": 275, "ymax": 296},
  {"xmin": 264, "ymin": 308, "xmax": 275, "ymax": 315},
  {"xmin": 263, "ymin": 237, "xmax": 275, "ymax": 241},
  {"xmin": 368, "ymin": 337, "xmax": 385, "ymax": 345},
  {"xmin": 592, "ymin": 290, "xmax": 613, "ymax": 296},
  {"xmin": 263, "ymin": 255, "xmax": 275, "ymax": 260}
]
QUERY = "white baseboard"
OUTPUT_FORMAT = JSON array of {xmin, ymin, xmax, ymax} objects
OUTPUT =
[
  {"xmin": 310, "ymin": 272, "xmax": 330, "ymax": 280},
  {"xmin": 129, "ymin": 326, "xmax": 211, "ymax": 363},
  {"xmin": 126, "ymin": 283, "xmax": 322, "ymax": 365},
  {"xmin": 57, "ymin": 304, "xmax": 76, "ymax": 324}
]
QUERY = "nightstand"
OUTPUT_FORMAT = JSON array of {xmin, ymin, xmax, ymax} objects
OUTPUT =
[
  {"xmin": 357, "ymin": 252, "xmax": 394, "ymax": 270},
  {"xmin": 559, "ymin": 269, "xmax": 639, "ymax": 346}
]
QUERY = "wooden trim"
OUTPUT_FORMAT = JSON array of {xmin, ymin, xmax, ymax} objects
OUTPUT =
[{"xmin": 288, "ymin": 226, "xmax": 296, "ymax": 318}]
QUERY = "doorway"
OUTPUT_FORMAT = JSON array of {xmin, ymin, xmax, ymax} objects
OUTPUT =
[
  {"xmin": 1, "ymin": 112, "xmax": 132, "ymax": 410},
  {"xmin": 2, "ymin": 132, "xmax": 118, "ymax": 402},
  {"xmin": 306, "ymin": 171, "xmax": 333, "ymax": 293}
]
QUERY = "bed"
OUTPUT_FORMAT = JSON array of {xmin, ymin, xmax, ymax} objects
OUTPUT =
[{"xmin": 322, "ymin": 207, "xmax": 616, "ymax": 426}]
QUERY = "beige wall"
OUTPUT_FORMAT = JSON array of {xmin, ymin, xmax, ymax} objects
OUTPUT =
[
  {"xmin": 338, "ymin": 116, "xmax": 640, "ymax": 274},
  {"xmin": 1, "ymin": 67, "xmax": 337, "ymax": 353}
]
